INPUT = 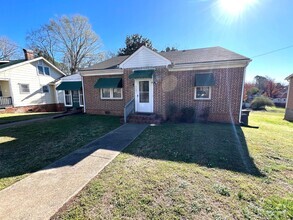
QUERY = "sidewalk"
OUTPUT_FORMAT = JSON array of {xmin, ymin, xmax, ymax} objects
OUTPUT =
[
  {"xmin": 0, "ymin": 111, "xmax": 78, "ymax": 130},
  {"xmin": 0, "ymin": 123, "xmax": 148, "ymax": 220}
]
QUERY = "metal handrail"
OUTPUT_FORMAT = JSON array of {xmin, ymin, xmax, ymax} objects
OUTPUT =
[
  {"xmin": 124, "ymin": 98, "xmax": 135, "ymax": 123},
  {"xmin": 0, "ymin": 97, "xmax": 12, "ymax": 107}
]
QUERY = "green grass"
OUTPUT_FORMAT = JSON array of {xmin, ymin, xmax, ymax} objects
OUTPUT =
[
  {"xmin": 0, "ymin": 112, "xmax": 59, "ymax": 124},
  {"xmin": 0, "ymin": 114, "xmax": 120, "ymax": 190},
  {"xmin": 53, "ymin": 108, "xmax": 293, "ymax": 220}
]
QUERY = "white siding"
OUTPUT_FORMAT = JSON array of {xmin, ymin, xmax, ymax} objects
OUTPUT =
[
  {"xmin": 119, "ymin": 46, "xmax": 171, "ymax": 69},
  {"xmin": 0, "ymin": 60, "xmax": 63, "ymax": 107}
]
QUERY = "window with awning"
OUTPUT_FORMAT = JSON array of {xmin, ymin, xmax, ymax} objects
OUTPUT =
[
  {"xmin": 129, "ymin": 70, "xmax": 154, "ymax": 79},
  {"xmin": 94, "ymin": 78, "xmax": 122, "ymax": 88},
  {"xmin": 94, "ymin": 78, "xmax": 123, "ymax": 99},
  {"xmin": 56, "ymin": 81, "xmax": 82, "ymax": 90},
  {"xmin": 194, "ymin": 73, "xmax": 215, "ymax": 100},
  {"xmin": 194, "ymin": 73, "xmax": 215, "ymax": 86}
]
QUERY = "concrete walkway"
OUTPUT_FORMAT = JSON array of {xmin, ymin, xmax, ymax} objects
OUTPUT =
[
  {"xmin": 0, "ymin": 123, "xmax": 148, "ymax": 220},
  {"xmin": 0, "ymin": 111, "xmax": 82, "ymax": 131}
]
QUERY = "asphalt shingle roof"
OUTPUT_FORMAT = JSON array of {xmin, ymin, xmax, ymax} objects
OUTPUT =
[
  {"xmin": 0, "ymin": 59, "xmax": 26, "ymax": 69},
  {"xmin": 80, "ymin": 46, "xmax": 250, "ymax": 71},
  {"xmin": 160, "ymin": 46, "xmax": 249, "ymax": 64}
]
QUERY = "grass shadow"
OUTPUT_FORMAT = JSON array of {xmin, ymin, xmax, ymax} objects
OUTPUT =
[{"xmin": 123, "ymin": 122, "xmax": 264, "ymax": 177}]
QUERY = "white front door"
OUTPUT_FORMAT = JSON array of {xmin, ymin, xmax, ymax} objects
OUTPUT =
[{"xmin": 135, "ymin": 78, "xmax": 153, "ymax": 113}]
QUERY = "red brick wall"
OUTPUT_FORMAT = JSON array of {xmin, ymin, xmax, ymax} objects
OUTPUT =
[
  {"xmin": 155, "ymin": 68, "xmax": 245, "ymax": 123},
  {"xmin": 83, "ymin": 75, "xmax": 125, "ymax": 115},
  {"xmin": 83, "ymin": 67, "xmax": 245, "ymax": 123}
]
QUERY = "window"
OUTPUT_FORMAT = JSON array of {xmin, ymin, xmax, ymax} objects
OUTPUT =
[
  {"xmin": 38, "ymin": 66, "xmax": 44, "ymax": 75},
  {"xmin": 42, "ymin": 85, "xmax": 49, "ymax": 93},
  {"xmin": 19, "ymin": 84, "xmax": 30, "ymax": 94},
  {"xmin": 101, "ymin": 88, "xmax": 122, "ymax": 99},
  {"xmin": 79, "ymin": 89, "xmax": 84, "ymax": 106},
  {"xmin": 44, "ymin": 67, "xmax": 50, "ymax": 76},
  {"xmin": 37, "ymin": 60, "xmax": 50, "ymax": 76},
  {"xmin": 64, "ymin": 90, "xmax": 72, "ymax": 106},
  {"xmin": 194, "ymin": 86, "xmax": 211, "ymax": 100}
]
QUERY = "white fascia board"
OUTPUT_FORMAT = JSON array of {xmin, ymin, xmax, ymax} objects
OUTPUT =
[
  {"xmin": 285, "ymin": 74, "xmax": 293, "ymax": 81},
  {"xmin": 0, "ymin": 57, "xmax": 66, "ymax": 76},
  {"xmin": 168, "ymin": 60, "xmax": 251, "ymax": 71},
  {"xmin": 81, "ymin": 69, "xmax": 123, "ymax": 77},
  {"xmin": 119, "ymin": 46, "xmax": 171, "ymax": 69}
]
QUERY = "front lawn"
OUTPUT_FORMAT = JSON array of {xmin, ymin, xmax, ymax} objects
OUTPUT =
[
  {"xmin": 0, "ymin": 114, "xmax": 120, "ymax": 190},
  {"xmin": 0, "ymin": 112, "xmax": 59, "ymax": 124},
  {"xmin": 53, "ymin": 109, "xmax": 293, "ymax": 220}
]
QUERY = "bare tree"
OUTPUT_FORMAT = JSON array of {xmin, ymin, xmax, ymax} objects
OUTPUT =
[
  {"xmin": 27, "ymin": 15, "xmax": 103, "ymax": 74},
  {"xmin": 0, "ymin": 36, "xmax": 20, "ymax": 60},
  {"xmin": 26, "ymin": 26, "xmax": 58, "ymax": 65}
]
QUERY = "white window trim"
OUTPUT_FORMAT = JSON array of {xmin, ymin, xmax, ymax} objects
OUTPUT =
[
  {"xmin": 194, "ymin": 86, "xmax": 211, "ymax": 100},
  {"xmin": 100, "ymin": 88, "xmax": 123, "ymax": 100},
  {"xmin": 42, "ymin": 85, "xmax": 50, "ymax": 93},
  {"xmin": 19, "ymin": 84, "xmax": 30, "ymax": 94},
  {"xmin": 79, "ymin": 90, "xmax": 84, "ymax": 107},
  {"xmin": 64, "ymin": 90, "xmax": 73, "ymax": 107},
  {"xmin": 44, "ymin": 66, "xmax": 50, "ymax": 76},
  {"xmin": 37, "ymin": 61, "xmax": 50, "ymax": 76}
]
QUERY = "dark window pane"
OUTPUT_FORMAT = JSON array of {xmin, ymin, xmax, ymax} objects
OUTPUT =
[
  {"xmin": 196, "ymin": 87, "xmax": 210, "ymax": 99},
  {"xmin": 44, "ymin": 67, "xmax": 50, "ymax": 75},
  {"xmin": 38, "ymin": 66, "xmax": 44, "ymax": 74},
  {"xmin": 113, "ymin": 88, "xmax": 122, "ymax": 98},
  {"xmin": 101, "ymin": 88, "xmax": 110, "ymax": 98}
]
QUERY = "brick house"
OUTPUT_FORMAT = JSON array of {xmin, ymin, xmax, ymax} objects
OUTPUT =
[
  {"xmin": 284, "ymin": 74, "xmax": 293, "ymax": 121},
  {"xmin": 81, "ymin": 46, "xmax": 251, "ymax": 124}
]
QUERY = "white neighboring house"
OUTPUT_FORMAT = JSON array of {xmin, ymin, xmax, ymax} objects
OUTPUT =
[
  {"xmin": 56, "ymin": 73, "xmax": 84, "ymax": 109},
  {"xmin": 0, "ymin": 49, "xmax": 66, "ymax": 112}
]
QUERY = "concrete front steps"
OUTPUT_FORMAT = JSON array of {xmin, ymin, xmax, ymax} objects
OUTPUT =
[{"xmin": 124, "ymin": 113, "xmax": 162, "ymax": 124}]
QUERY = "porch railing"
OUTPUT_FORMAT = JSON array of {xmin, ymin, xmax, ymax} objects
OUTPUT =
[
  {"xmin": 0, "ymin": 97, "xmax": 12, "ymax": 107},
  {"xmin": 124, "ymin": 98, "xmax": 135, "ymax": 123}
]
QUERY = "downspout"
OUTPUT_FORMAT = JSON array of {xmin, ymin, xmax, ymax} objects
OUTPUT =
[{"xmin": 81, "ymin": 73, "xmax": 86, "ymax": 113}]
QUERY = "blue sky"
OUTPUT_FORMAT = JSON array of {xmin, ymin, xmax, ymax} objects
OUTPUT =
[{"xmin": 1, "ymin": 0, "xmax": 292, "ymax": 83}]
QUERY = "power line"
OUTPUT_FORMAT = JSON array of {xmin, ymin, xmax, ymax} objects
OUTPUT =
[{"xmin": 251, "ymin": 44, "xmax": 293, "ymax": 58}]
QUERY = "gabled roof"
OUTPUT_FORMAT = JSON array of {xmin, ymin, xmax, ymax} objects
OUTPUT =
[
  {"xmin": 285, "ymin": 74, "xmax": 293, "ymax": 80},
  {"xmin": 81, "ymin": 56, "xmax": 129, "ymax": 71},
  {"xmin": 0, "ymin": 57, "xmax": 66, "ymax": 76},
  {"xmin": 80, "ymin": 46, "xmax": 250, "ymax": 72},
  {"xmin": 0, "ymin": 59, "xmax": 26, "ymax": 69}
]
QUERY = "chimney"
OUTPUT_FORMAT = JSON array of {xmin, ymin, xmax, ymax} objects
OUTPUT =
[{"xmin": 23, "ymin": 49, "xmax": 34, "ymax": 60}]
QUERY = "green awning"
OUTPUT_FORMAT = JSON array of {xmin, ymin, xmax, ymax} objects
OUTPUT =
[
  {"xmin": 94, "ymin": 78, "xmax": 122, "ymax": 88},
  {"xmin": 194, "ymin": 73, "xmax": 215, "ymax": 86},
  {"xmin": 56, "ymin": 81, "xmax": 82, "ymax": 90},
  {"xmin": 129, "ymin": 70, "xmax": 154, "ymax": 79}
]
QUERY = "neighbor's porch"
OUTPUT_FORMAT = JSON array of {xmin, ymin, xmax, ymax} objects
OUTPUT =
[{"xmin": 0, "ymin": 80, "xmax": 12, "ymax": 108}]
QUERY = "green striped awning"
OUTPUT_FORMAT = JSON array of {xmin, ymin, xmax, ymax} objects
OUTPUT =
[
  {"xmin": 194, "ymin": 73, "xmax": 215, "ymax": 86},
  {"xmin": 94, "ymin": 78, "xmax": 122, "ymax": 88},
  {"xmin": 129, "ymin": 70, "xmax": 154, "ymax": 79},
  {"xmin": 56, "ymin": 81, "xmax": 82, "ymax": 90}
]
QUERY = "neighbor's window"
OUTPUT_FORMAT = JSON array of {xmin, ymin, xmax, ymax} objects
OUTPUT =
[
  {"xmin": 194, "ymin": 86, "xmax": 211, "ymax": 99},
  {"xmin": 101, "ymin": 88, "xmax": 122, "ymax": 99},
  {"xmin": 44, "ymin": 67, "xmax": 50, "ymax": 76},
  {"xmin": 42, "ymin": 85, "xmax": 49, "ymax": 93},
  {"xmin": 38, "ymin": 65, "xmax": 44, "ymax": 75},
  {"xmin": 19, "ymin": 84, "xmax": 30, "ymax": 94},
  {"xmin": 64, "ymin": 90, "xmax": 72, "ymax": 106}
]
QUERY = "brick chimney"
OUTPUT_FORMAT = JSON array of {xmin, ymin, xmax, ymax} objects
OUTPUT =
[{"xmin": 23, "ymin": 49, "xmax": 34, "ymax": 60}]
